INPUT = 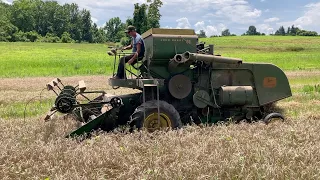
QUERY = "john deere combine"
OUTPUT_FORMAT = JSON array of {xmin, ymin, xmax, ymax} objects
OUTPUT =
[{"xmin": 44, "ymin": 28, "xmax": 292, "ymax": 138}]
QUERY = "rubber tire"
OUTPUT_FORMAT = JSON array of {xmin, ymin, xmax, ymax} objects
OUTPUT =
[
  {"xmin": 263, "ymin": 112, "xmax": 284, "ymax": 124},
  {"xmin": 130, "ymin": 100, "xmax": 182, "ymax": 131}
]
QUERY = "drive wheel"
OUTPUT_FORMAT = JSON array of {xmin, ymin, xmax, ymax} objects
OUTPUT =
[{"xmin": 130, "ymin": 100, "xmax": 182, "ymax": 132}]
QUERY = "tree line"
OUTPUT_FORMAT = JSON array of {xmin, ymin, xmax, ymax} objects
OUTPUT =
[
  {"xmin": 202, "ymin": 25, "xmax": 318, "ymax": 37},
  {"xmin": 0, "ymin": 0, "xmax": 162, "ymax": 44},
  {"xmin": 273, "ymin": 25, "xmax": 318, "ymax": 36},
  {"xmin": 0, "ymin": 0, "xmax": 102, "ymax": 43}
]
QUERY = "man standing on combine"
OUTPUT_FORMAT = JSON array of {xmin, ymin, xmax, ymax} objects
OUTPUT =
[{"xmin": 113, "ymin": 25, "xmax": 145, "ymax": 79}]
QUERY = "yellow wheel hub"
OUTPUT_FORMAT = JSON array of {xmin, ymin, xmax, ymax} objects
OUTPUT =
[{"xmin": 143, "ymin": 112, "xmax": 172, "ymax": 132}]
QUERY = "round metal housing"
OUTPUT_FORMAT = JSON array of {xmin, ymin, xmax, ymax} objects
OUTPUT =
[{"xmin": 168, "ymin": 74, "xmax": 192, "ymax": 99}]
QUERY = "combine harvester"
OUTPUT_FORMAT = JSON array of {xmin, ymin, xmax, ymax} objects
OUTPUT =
[{"xmin": 44, "ymin": 28, "xmax": 292, "ymax": 138}]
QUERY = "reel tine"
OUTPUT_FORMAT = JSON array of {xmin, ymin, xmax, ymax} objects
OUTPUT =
[{"xmin": 44, "ymin": 109, "xmax": 58, "ymax": 122}]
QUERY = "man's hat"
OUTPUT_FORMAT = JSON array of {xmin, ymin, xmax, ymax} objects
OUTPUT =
[{"xmin": 125, "ymin": 25, "xmax": 136, "ymax": 33}]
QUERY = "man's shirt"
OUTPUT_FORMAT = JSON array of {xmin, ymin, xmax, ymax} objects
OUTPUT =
[{"xmin": 132, "ymin": 33, "xmax": 145, "ymax": 57}]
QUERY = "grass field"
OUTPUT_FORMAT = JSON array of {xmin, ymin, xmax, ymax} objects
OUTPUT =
[
  {"xmin": 1, "ymin": 36, "xmax": 320, "ymax": 78},
  {"xmin": 0, "ymin": 42, "xmax": 115, "ymax": 78},
  {"xmin": 1, "ymin": 36, "xmax": 320, "ymax": 179}
]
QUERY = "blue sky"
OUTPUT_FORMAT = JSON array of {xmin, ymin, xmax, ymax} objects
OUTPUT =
[{"xmin": 4, "ymin": 0, "xmax": 320, "ymax": 36}]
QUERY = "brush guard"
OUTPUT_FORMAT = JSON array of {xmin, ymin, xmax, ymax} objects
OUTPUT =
[{"xmin": 44, "ymin": 78, "xmax": 123, "ymax": 138}]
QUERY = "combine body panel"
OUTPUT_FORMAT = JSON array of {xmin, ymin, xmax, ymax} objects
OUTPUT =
[
  {"xmin": 251, "ymin": 63, "xmax": 292, "ymax": 105},
  {"xmin": 44, "ymin": 28, "xmax": 292, "ymax": 138},
  {"xmin": 142, "ymin": 28, "xmax": 198, "ymax": 61},
  {"xmin": 209, "ymin": 62, "xmax": 292, "ymax": 107}
]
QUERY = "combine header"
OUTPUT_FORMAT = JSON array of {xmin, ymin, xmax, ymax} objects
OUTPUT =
[{"xmin": 44, "ymin": 28, "xmax": 292, "ymax": 138}]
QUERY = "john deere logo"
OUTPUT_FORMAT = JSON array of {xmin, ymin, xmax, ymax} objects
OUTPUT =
[{"xmin": 263, "ymin": 77, "xmax": 277, "ymax": 88}]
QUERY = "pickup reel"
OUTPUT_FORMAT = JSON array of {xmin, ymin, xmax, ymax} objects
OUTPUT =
[{"xmin": 44, "ymin": 78, "xmax": 123, "ymax": 124}]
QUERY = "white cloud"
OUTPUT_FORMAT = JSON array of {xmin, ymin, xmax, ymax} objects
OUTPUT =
[
  {"xmin": 54, "ymin": 0, "xmax": 144, "ymax": 25},
  {"xmin": 2, "ymin": 0, "xmax": 12, "ymax": 4},
  {"xmin": 215, "ymin": 4, "xmax": 262, "ymax": 24},
  {"xmin": 256, "ymin": 24, "xmax": 274, "ymax": 34},
  {"xmin": 91, "ymin": 17, "xmax": 98, "ymax": 24},
  {"xmin": 277, "ymin": 2, "xmax": 320, "ymax": 31},
  {"xmin": 164, "ymin": 0, "xmax": 249, "ymax": 13},
  {"xmin": 176, "ymin": 17, "xmax": 191, "ymax": 29},
  {"xmin": 264, "ymin": 9, "xmax": 270, "ymax": 12},
  {"xmin": 264, "ymin": 17, "xmax": 280, "ymax": 23},
  {"xmin": 295, "ymin": 3, "xmax": 320, "ymax": 27},
  {"xmin": 164, "ymin": 0, "xmax": 262, "ymax": 24},
  {"xmin": 194, "ymin": 21, "xmax": 217, "ymax": 36},
  {"xmin": 194, "ymin": 20, "xmax": 227, "ymax": 36},
  {"xmin": 58, "ymin": 0, "xmax": 144, "ymax": 9},
  {"xmin": 194, "ymin": 21, "xmax": 205, "ymax": 29}
]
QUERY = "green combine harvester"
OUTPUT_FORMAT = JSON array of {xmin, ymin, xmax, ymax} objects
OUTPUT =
[{"xmin": 44, "ymin": 28, "xmax": 292, "ymax": 138}]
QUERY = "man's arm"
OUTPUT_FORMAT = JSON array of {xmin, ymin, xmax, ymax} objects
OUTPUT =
[
  {"xmin": 123, "ymin": 44, "xmax": 132, "ymax": 50},
  {"xmin": 128, "ymin": 42, "xmax": 141, "ymax": 64},
  {"xmin": 122, "ymin": 40, "xmax": 133, "ymax": 50}
]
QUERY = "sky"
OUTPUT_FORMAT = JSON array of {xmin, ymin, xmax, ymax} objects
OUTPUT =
[{"xmin": 4, "ymin": 0, "xmax": 320, "ymax": 36}]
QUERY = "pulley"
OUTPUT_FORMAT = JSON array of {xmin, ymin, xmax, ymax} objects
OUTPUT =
[
  {"xmin": 54, "ymin": 93, "xmax": 77, "ymax": 114},
  {"xmin": 168, "ymin": 74, "xmax": 192, "ymax": 99}
]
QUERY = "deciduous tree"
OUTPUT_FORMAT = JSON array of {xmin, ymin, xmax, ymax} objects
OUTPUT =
[
  {"xmin": 146, "ymin": 0, "xmax": 163, "ymax": 30},
  {"xmin": 221, "ymin": 29, "xmax": 231, "ymax": 36},
  {"xmin": 246, "ymin": 26, "xmax": 257, "ymax": 35},
  {"xmin": 104, "ymin": 17, "xmax": 125, "ymax": 42},
  {"xmin": 133, "ymin": 3, "xmax": 148, "ymax": 34},
  {"xmin": 198, "ymin": 30, "xmax": 207, "ymax": 38}
]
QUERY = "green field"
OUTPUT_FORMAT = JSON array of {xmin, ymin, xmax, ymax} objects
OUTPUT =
[
  {"xmin": 0, "ymin": 42, "xmax": 115, "ymax": 78},
  {"xmin": 203, "ymin": 36, "xmax": 320, "ymax": 70},
  {"xmin": 1, "ymin": 36, "xmax": 320, "ymax": 78}
]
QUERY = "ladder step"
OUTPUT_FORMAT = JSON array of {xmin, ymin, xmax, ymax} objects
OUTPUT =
[{"xmin": 144, "ymin": 84, "xmax": 158, "ymax": 87}]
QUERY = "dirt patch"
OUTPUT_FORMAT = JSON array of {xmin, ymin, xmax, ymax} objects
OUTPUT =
[
  {"xmin": 0, "ymin": 76, "xmax": 139, "ymax": 103},
  {"xmin": 285, "ymin": 70, "xmax": 320, "ymax": 78},
  {"xmin": 0, "ymin": 75, "xmax": 112, "ymax": 91}
]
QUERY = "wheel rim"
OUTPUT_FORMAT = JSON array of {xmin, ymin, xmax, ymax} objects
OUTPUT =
[{"xmin": 143, "ymin": 113, "xmax": 172, "ymax": 132}]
